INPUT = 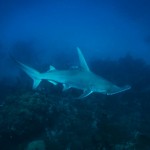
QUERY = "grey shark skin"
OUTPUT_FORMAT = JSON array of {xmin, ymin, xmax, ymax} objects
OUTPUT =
[{"xmin": 16, "ymin": 47, "xmax": 131, "ymax": 98}]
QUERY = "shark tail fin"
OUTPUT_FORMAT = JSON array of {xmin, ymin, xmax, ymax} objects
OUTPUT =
[{"xmin": 16, "ymin": 61, "xmax": 42, "ymax": 89}]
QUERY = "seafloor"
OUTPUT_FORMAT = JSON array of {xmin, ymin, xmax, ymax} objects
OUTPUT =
[{"xmin": 0, "ymin": 55, "xmax": 150, "ymax": 150}]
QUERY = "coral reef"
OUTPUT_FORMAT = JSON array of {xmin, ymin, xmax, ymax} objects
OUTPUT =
[
  {"xmin": 26, "ymin": 140, "xmax": 45, "ymax": 150},
  {"xmin": 0, "ymin": 55, "xmax": 150, "ymax": 150}
]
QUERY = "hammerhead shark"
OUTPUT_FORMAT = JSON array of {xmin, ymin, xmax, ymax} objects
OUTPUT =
[{"xmin": 16, "ymin": 47, "xmax": 131, "ymax": 98}]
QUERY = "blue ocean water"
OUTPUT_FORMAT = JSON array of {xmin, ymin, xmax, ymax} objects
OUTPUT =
[{"xmin": 0, "ymin": 0, "xmax": 150, "ymax": 149}]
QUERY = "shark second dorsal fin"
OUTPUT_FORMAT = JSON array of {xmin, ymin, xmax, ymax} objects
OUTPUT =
[
  {"xmin": 47, "ymin": 65, "xmax": 56, "ymax": 72},
  {"xmin": 77, "ymin": 47, "xmax": 90, "ymax": 72},
  {"xmin": 50, "ymin": 65, "xmax": 56, "ymax": 71}
]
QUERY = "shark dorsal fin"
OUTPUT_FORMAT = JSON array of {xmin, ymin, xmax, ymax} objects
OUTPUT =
[
  {"xmin": 47, "ymin": 65, "xmax": 56, "ymax": 72},
  {"xmin": 50, "ymin": 65, "xmax": 56, "ymax": 71},
  {"xmin": 77, "ymin": 47, "xmax": 90, "ymax": 72}
]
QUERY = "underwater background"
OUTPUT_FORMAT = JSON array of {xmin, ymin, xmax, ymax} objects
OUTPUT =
[{"xmin": 0, "ymin": 0, "xmax": 150, "ymax": 149}]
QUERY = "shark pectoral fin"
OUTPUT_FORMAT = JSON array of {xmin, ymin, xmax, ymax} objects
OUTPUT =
[
  {"xmin": 48, "ymin": 80, "xmax": 58, "ymax": 85},
  {"xmin": 62, "ymin": 84, "xmax": 71, "ymax": 91},
  {"xmin": 33, "ymin": 79, "xmax": 41, "ymax": 89},
  {"xmin": 77, "ymin": 90, "xmax": 93, "ymax": 99}
]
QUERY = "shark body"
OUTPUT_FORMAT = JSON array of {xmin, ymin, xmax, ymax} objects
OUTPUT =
[{"xmin": 17, "ymin": 48, "xmax": 131, "ymax": 98}]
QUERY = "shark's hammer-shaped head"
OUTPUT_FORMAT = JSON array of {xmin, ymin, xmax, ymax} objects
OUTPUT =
[
  {"xmin": 91, "ymin": 82, "xmax": 131, "ymax": 96},
  {"xmin": 105, "ymin": 85, "xmax": 131, "ymax": 95},
  {"xmin": 89, "ymin": 80, "xmax": 131, "ymax": 96}
]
